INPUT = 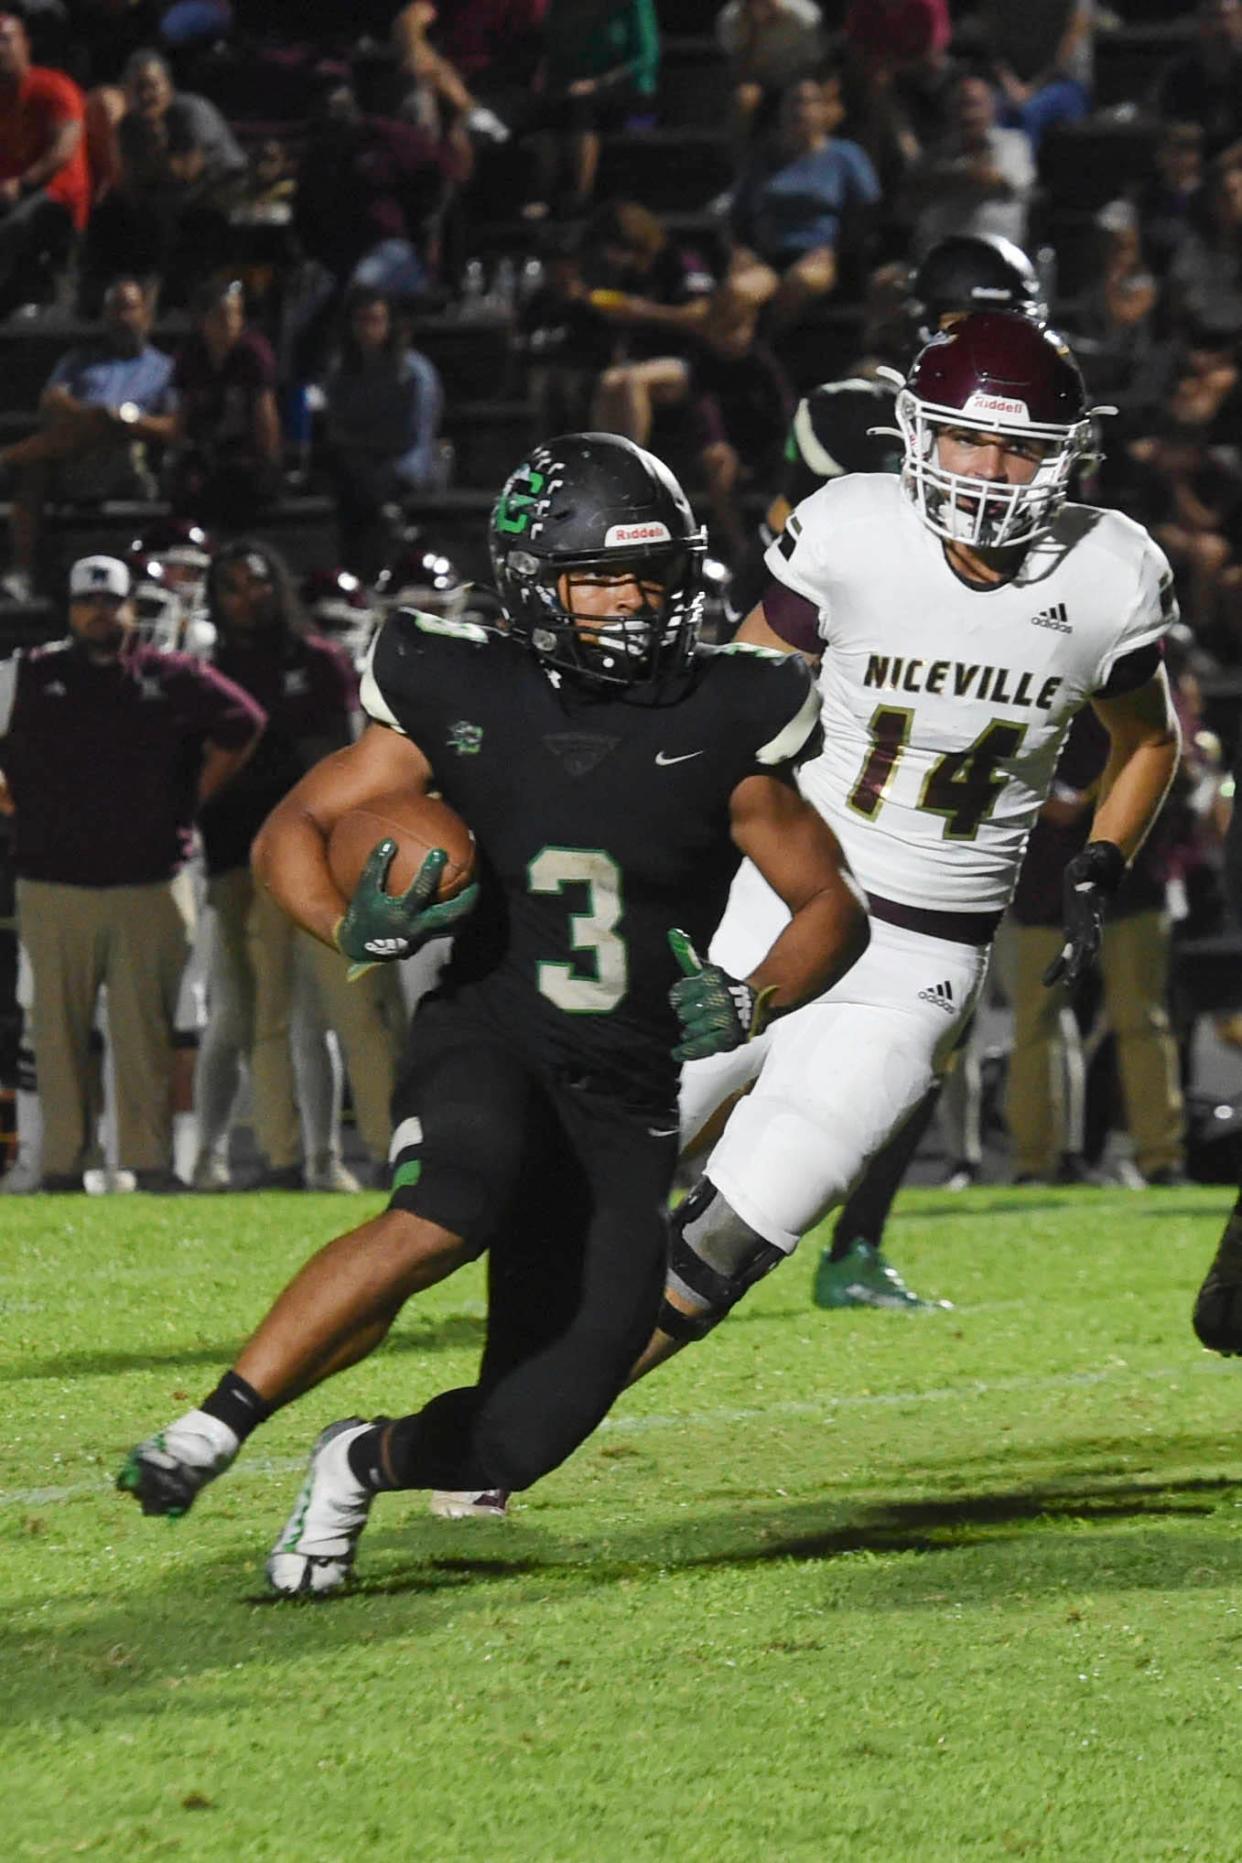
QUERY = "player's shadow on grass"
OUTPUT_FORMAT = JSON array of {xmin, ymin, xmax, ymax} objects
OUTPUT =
[
  {"xmin": 7, "ymin": 1313, "xmax": 488, "ymax": 1382},
  {"xmin": 4, "ymin": 1467, "xmax": 1240, "ymax": 1726}
]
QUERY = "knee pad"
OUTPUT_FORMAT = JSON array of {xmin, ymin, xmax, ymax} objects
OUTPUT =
[{"xmin": 658, "ymin": 1176, "xmax": 785, "ymax": 1344}]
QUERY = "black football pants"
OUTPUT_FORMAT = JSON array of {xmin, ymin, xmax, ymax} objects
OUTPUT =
[{"xmin": 382, "ymin": 1001, "xmax": 676, "ymax": 1492}]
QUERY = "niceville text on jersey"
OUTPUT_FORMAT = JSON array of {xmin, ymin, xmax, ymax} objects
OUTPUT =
[
  {"xmin": 765, "ymin": 474, "xmax": 1176, "ymax": 915},
  {"xmin": 360, "ymin": 612, "xmax": 818, "ymax": 1109}
]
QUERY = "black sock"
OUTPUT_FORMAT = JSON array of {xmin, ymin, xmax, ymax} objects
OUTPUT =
[
  {"xmin": 347, "ymin": 1422, "xmax": 391, "ymax": 1492},
  {"xmin": 829, "ymin": 1229, "xmax": 874, "ymax": 1262},
  {"xmin": 200, "ymin": 1370, "xmax": 271, "ymax": 1444}
]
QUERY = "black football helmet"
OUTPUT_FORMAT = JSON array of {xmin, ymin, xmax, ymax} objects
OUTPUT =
[
  {"xmin": 489, "ymin": 432, "xmax": 706, "ymax": 694},
  {"xmin": 909, "ymin": 236, "xmax": 1045, "ymax": 346}
]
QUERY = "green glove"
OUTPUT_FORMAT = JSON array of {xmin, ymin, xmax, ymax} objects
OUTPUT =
[
  {"xmin": 335, "ymin": 841, "xmax": 479, "ymax": 977},
  {"xmin": 667, "ymin": 927, "xmax": 775, "ymax": 1064}
]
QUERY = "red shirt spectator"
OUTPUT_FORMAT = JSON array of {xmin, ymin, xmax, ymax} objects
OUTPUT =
[
  {"xmin": 845, "ymin": 0, "xmax": 951, "ymax": 70},
  {"xmin": 0, "ymin": 14, "xmax": 89, "ymax": 228}
]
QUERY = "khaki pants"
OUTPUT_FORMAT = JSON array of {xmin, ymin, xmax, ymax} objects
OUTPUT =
[
  {"xmin": 18, "ymin": 874, "xmax": 194, "ymax": 1178},
  {"xmin": 1002, "ymin": 911, "xmax": 1184, "ymax": 1178},
  {"xmin": 204, "ymin": 868, "xmax": 404, "ymax": 1168}
]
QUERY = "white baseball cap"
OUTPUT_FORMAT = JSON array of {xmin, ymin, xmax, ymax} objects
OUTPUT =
[{"xmin": 69, "ymin": 554, "xmax": 131, "ymax": 599}]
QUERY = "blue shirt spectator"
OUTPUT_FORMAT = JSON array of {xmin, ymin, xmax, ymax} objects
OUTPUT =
[
  {"xmin": 320, "ymin": 287, "xmax": 446, "ymax": 576},
  {"xmin": 45, "ymin": 330, "xmax": 175, "ymax": 415},
  {"xmin": 732, "ymin": 74, "xmax": 881, "ymax": 266}
]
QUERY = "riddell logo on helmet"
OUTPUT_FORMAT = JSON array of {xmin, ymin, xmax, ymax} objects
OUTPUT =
[
  {"xmin": 604, "ymin": 522, "xmax": 671, "ymax": 546},
  {"xmin": 964, "ymin": 392, "xmax": 1030, "ymax": 420}
]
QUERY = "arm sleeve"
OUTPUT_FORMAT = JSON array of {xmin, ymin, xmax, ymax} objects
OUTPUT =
[
  {"xmin": 762, "ymin": 483, "xmax": 837, "ymax": 636},
  {"xmin": 185, "ymin": 662, "xmax": 267, "ymax": 748},
  {"xmin": 1093, "ymin": 532, "xmax": 1178, "ymax": 693},
  {"xmin": 753, "ymin": 657, "xmax": 822, "ymax": 774},
  {"xmin": 762, "ymin": 580, "xmax": 824, "ymax": 654}
]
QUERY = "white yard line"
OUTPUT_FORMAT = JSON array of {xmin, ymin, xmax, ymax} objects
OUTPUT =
[{"xmin": 0, "ymin": 1355, "xmax": 1232, "ymax": 1510}]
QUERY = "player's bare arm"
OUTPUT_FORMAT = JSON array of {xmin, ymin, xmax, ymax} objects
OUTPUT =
[
  {"xmin": 251, "ymin": 720, "xmax": 433, "ymax": 949},
  {"xmin": 728, "ymin": 771, "xmax": 868, "ymax": 1013},
  {"xmin": 1089, "ymin": 667, "xmax": 1181, "ymax": 860}
]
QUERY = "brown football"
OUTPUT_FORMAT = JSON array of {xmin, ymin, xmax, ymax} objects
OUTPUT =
[{"xmin": 327, "ymin": 791, "xmax": 476, "ymax": 903}]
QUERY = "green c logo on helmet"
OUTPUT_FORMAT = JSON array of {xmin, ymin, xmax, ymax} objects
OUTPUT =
[{"xmin": 494, "ymin": 466, "xmax": 546, "ymax": 536}]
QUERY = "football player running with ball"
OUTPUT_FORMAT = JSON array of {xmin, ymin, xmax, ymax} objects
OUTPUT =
[
  {"xmin": 117, "ymin": 433, "xmax": 868, "ymax": 1594},
  {"xmin": 633, "ymin": 310, "xmax": 1182, "ymax": 1373}
]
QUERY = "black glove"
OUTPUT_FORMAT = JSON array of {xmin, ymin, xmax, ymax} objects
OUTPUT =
[
  {"xmin": 1042, "ymin": 840, "xmax": 1126, "ymax": 987},
  {"xmin": 667, "ymin": 928, "xmax": 776, "ymax": 1063},
  {"xmin": 334, "ymin": 841, "xmax": 478, "ymax": 976}
]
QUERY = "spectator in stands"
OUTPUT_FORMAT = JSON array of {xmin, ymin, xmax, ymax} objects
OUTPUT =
[
  {"xmin": 715, "ymin": 0, "xmax": 824, "ymax": 139},
  {"xmin": 1123, "ymin": 335, "xmax": 1242, "ymax": 650},
  {"xmin": 730, "ymin": 71, "xmax": 881, "ymax": 333},
  {"xmin": 426, "ymin": 0, "xmax": 546, "ymax": 141},
  {"xmin": 982, "ymin": 0, "xmax": 1094, "ymax": 152},
  {"xmin": 320, "ymin": 286, "xmax": 446, "ymax": 579},
  {"xmin": 194, "ymin": 539, "xmax": 404, "ymax": 1192},
  {"xmin": 1067, "ymin": 199, "xmax": 1161, "ymax": 411},
  {"xmin": 906, "ymin": 68, "xmax": 1034, "ymax": 256},
  {"xmin": 1134, "ymin": 122, "xmax": 1204, "ymax": 281},
  {"xmin": 522, "ymin": 0, "xmax": 660, "ymax": 219},
  {"xmin": 293, "ymin": 80, "xmax": 468, "ymax": 315},
  {"xmin": 0, "ymin": 551, "xmax": 262, "ymax": 1191},
  {"xmin": 1156, "ymin": 0, "xmax": 1242, "ymax": 161},
  {"xmin": 166, "ymin": 278, "xmax": 281, "ymax": 530},
  {"xmin": 83, "ymin": 49, "xmax": 246, "ymax": 309},
  {"xmin": 843, "ymin": 0, "xmax": 954, "ymax": 162},
  {"xmin": 592, "ymin": 241, "xmax": 788, "ymax": 561},
  {"xmin": 1167, "ymin": 157, "xmax": 1242, "ymax": 343},
  {"xmin": 0, "ymin": 275, "xmax": 176, "ymax": 601},
  {"xmin": 0, "ymin": 8, "xmax": 89, "ymax": 313},
  {"xmin": 389, "ymin": 2, "xmax": 513, "ymax": 150}
]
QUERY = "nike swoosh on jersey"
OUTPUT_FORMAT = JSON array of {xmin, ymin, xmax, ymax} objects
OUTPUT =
[{"xmin": 655, "ymin": 750, "xmax": 704, "ymax": 765}]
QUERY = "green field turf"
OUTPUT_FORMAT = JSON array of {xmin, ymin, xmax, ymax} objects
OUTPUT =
[{"xmin": 3, "ymin": 1186, "xmax": 1242, "ymax": 1861}]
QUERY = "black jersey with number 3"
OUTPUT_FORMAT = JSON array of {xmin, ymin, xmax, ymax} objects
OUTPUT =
[{"xmin": 362, "ymin": 611, "xmax": 819, "ymax": 1110}]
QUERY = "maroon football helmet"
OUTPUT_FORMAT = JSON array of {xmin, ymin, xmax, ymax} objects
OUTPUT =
[
  {"xmin": 374, "ymin": 543, "xmax": 467, "ymax": 620},
  {"xmin": 301, "ymin": 567, "xmax": 378, "ymax": 664},
  {"xmin": 897, "ymin": 311, "xmax": 1094, "ymax": 546}
]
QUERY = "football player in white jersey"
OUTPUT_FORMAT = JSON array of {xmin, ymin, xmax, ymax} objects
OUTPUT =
[{"xmin": 636, "ymin": 309, "xmax": 1183, "ymax": 1369}]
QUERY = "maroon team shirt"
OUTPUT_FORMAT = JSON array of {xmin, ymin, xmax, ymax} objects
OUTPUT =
[
  {"xmin": 0, "ymin": 639, "xmax": 264, "ymax": 887},
  {"xmin": 172, "ymin": 328, "xmax": 277, "ymax": 452},
  {"xmin": 197, "ymin": 630, "xmax": 358, "ymax": 878}
]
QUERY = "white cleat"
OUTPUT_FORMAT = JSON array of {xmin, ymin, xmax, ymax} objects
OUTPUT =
[
  {"xmin": 428, "ymin": 1489, "xmax": 510, "ymax": 1520},
  {"xmin": 117, "ymin": 1408, "xmax": 239, "ymax": 1517},
  {"xmin": 266, "ymin": 1418, "xmax": 375, "ymax": 1597}
]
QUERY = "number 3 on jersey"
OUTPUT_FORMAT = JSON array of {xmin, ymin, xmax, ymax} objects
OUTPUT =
[
  {"xmin": 848, "ymin": 705, "xmax": 1026, "ymax": 841},
  {"xmin": 528, "ymin": 846, "xmax": 627, "ymax": 1013}
]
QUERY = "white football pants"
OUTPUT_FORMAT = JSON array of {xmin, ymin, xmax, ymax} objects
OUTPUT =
[{"xmin": 680, "ymin": 859, "xmax": 989, "ymax": 1254}]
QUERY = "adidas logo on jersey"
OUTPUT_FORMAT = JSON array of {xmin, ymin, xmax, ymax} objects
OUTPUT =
[
  {"xmin": 918, "ymin": 979, "xmax": 955, "ymax": 1013},
  {"xmin": 1030, "ymin": 602, "xmax": 1071, "ymax": 633}
]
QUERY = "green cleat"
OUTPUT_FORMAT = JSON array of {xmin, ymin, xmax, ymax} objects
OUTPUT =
[{"xmin": 812, "ymin": 1238, "xmax": 952, "ymax": 1313}]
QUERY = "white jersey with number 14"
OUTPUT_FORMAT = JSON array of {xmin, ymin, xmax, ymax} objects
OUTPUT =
[{"xmin": 764, "ymin": 473, "xmax": 1176, "ymax": 914}]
